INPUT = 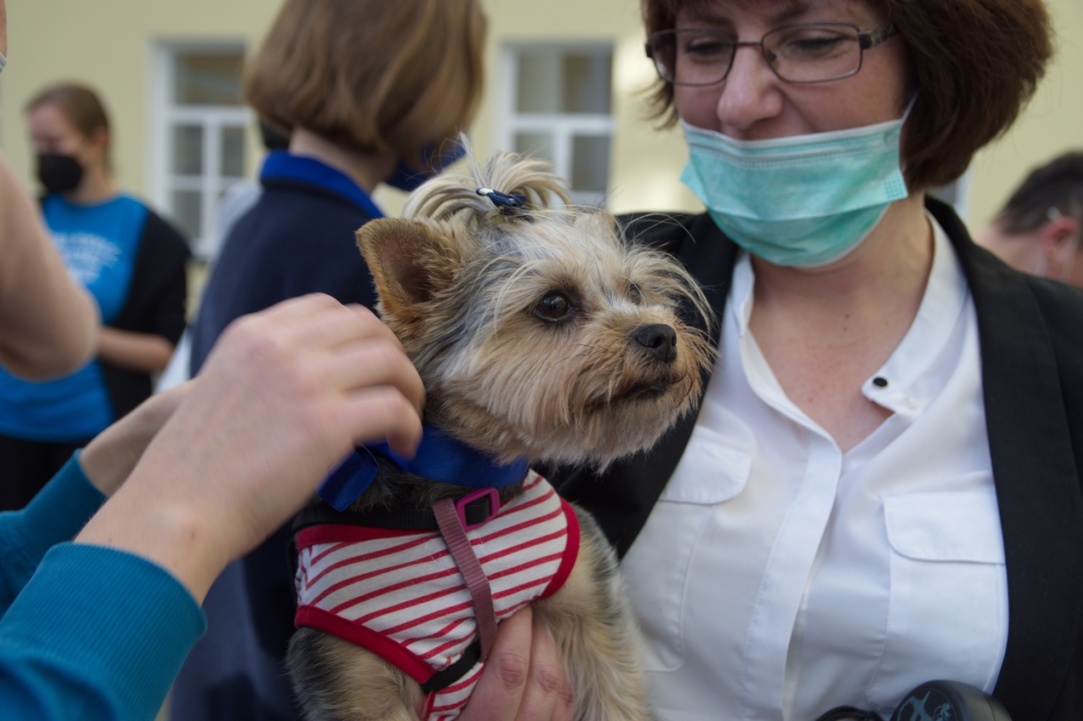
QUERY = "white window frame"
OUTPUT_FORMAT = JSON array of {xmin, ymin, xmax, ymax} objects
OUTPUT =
[
  {"xmin": 150, "ymin": 41, "xmax": 250, "ymax": 259},
  {"xmin": 498, "ymin": 42, "xmax": 615, "ymax": 207}
]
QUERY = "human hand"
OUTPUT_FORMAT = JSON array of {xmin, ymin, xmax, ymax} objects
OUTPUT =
[
  {"xmin": 79, "ymin": 383, "xmax": 189, "ymax": 497},
  {"xmin": 461, "ymin": 607, "xmax": 575, "ymax": 721},
  {"xmin": 76, "ymin": 294, "xmax": 424, "ymax": 601}
]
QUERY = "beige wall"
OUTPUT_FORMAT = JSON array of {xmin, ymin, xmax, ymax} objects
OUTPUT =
[
  {"xmin": 2, "ymin": 0, "xmax": 1081, "ymax": 230},
  {"xmin": 966, "ymin": 0, "xmax": 1083, "ymax": 229},
  {"xmin": 1, "ymin": 1, "xmax": 276, "ymax": 198}
]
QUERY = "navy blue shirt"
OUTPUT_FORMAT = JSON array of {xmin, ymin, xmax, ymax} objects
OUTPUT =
[{"xmin": 176, "ymin": 153, "xmax": 383, "ymax": 721}]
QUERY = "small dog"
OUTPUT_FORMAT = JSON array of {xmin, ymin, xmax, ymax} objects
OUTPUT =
[{"xmin": 287, "ymin": 150, "xmax": 714, "ymax": 721}]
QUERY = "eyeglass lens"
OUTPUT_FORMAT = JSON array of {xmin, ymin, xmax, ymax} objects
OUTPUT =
[{"xmin": 651, "ymin": 24, "xmax": 866, "ymax": 85}]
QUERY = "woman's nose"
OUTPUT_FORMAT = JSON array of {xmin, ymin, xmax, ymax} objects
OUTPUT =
[{"xmin": 715, "ymin": 45, "xmax": 784, "ymax": 134}]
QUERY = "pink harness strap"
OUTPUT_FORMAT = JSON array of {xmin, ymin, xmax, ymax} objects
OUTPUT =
[{"xmin": 433, "ymin": 497, "xmax": 499, "ymax": 659}]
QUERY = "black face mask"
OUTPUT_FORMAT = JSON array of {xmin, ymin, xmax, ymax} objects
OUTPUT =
[{"xmin": 36, "ymin": 153, "xmax": 84, "ymax": 194}]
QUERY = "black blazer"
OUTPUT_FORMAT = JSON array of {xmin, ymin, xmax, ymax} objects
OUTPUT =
[{"xmin": 551, "ymin": 198, "xmax": 1083, "ymax": 721}]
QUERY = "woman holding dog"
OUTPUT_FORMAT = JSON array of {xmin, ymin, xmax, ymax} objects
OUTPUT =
[{"xmin": 544, "ymin": 0, "xmax": 1083, "ymax": 719}]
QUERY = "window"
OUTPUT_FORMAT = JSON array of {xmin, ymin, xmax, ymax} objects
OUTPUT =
[
  {"xmin": 500, "ymin": 44, "xmax": 614, "ymax": 207},
  {"xmin": 152, "ymin": 45, "xmax": 249, "ymax": 259}
]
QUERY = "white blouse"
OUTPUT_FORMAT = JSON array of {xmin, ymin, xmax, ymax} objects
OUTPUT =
[{"xmin": 621, "ymin": 216, "xmax": 1008, "ymax": 721}]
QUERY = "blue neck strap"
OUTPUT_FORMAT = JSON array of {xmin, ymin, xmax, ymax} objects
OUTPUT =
[{"xmin": 318, "ymin": 426, "xmax": 529, "ymax": 512}]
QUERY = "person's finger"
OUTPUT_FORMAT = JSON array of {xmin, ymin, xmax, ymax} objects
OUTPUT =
[
  {"xmin": 249, "ymin": 294, "xmax": 398, "ymax": 354},
  {"xmin": 461, "ymin": 607, "xmax": 534, "ymax": 721},
  {"xmin": 339, "ymin": 385, "xmax": 423, "ymax": 459},
  {"xmin": 322, "ymin": 333, "xmax": 425, "ymax": 415},
  {"xmin": 512, "ymin": 613, "xmax": 571, "ymax": 721}
]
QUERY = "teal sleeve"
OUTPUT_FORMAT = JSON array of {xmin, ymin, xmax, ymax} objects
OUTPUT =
[
  {"xmin": 0, "ymin": 451, "xmax": 105, "ymax": 611},
  {"xmin": 0, "ymin": 543, "xmax": 206, "ymax": 720}
]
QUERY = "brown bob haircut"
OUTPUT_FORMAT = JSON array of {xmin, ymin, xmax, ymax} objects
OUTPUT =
[
  {"xmin": 641, "ymin": 0, "xmax": 1054, "ymax": 191},
  {"xmin": 245, "ymin": 0, "xmax": 487, "ymax": 165},
  {"xmin": 24, "ymin": 82, "xmax": 113, "ymax": 170}
]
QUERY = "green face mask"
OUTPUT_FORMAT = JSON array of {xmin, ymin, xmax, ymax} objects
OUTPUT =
[{"xmin": 680, "ymin": 109, "xmax": 911, "ymax": 268}]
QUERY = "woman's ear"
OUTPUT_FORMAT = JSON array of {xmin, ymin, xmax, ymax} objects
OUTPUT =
[{"xmin": 1038, "ymin": 214, "xmax": 1080, "ymax": 280}]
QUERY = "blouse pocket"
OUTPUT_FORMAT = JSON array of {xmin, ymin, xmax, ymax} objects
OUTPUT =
[
  {"xmin": 622, "ymin": 425, "xmax": 751, "ymax": 672},
  {"xmin": 869, "ymin": 486, "xmax": 1008, "ymax": 707}
]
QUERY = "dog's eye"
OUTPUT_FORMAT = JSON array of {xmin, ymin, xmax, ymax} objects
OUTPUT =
[
  {"xmin": 533, "ymin": 292, "xmax": 573, "ymax": 322},
  {"xmin": 628, "ymin": 282, "xmax": 643, "ymax": 305}
]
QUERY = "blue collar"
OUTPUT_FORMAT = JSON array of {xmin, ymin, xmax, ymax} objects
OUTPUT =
[
  {"xmin": 318, "ymin": 426, "xmax": 530, "ymax": 512},
  {"xmin": 260, "ymin": 151, "xmax": 384, "ymax": 219}
]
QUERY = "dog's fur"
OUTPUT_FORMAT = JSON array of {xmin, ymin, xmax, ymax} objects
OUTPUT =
[{"xmin": 286, "ymin": 150, "xmax": 714, "ymax": 721}]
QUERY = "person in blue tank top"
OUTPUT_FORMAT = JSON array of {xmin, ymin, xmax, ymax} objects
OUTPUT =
[{"xmin": 0, "ymin": 82, "xmax": 190, "ymax": 511}]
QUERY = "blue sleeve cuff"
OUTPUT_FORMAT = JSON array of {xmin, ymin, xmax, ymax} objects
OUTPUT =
[
  {"xmin": 0, "ymin": 451, "xmax": 105, "ymax": 607},
  {"xmin": 0, "ymin": 543, "xmax": 206, "ymax": 720}
]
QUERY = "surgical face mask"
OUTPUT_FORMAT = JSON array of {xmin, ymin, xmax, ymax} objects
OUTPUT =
[
  {"xmin": 679, "ymin": 109, "xmax": 911, "ymax": 267},
  {"xmin": 36, "ymin": 153, "xmax": 84, "ymax": 194},
  {"xmin": 386, "ymin": 138, "xmax": 467, "ymax": 192}
]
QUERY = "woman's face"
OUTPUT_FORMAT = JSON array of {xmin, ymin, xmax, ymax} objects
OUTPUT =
[
  {"xmin": 26, "ymin": 101, "xmax": 99, "ymax": 165},
  {"xmin": 672, "ymin": 0, "xmax": 911, "ymax": 140}
]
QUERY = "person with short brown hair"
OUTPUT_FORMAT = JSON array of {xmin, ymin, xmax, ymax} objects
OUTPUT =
[
  {"xmin": 640, "ymin": 0, "xmax": 1053, "ymax": 191},
  {"xmin": 244, "ymin": 0, "xmax": 485, "ymax": 170},
  {"xmin": 175, "ymin": 2, "xmax": 488, "ymax": 720}
]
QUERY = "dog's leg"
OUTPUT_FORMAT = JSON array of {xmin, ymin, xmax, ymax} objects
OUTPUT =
[
  {"xmin": 287, "ymin": 629, "xmax": 423, "ymax": 721},
  {"xmin": 535, "ymin": 506, "xmax": 650, "ymax": 721}
]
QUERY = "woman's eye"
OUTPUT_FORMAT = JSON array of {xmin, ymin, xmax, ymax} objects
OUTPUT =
[
  {"xmin": 683, "ymin": 36, "xmax": 732, "ymax": 59},
  {"xmin": 777, "ymin": 31, "xmax": 849, "ymax": 58},
  {"xmin": 533, "ymin": 292, "xmax": 573, "ymax": 322}
]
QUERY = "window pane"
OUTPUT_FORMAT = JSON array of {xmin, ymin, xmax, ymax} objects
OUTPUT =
[
  {"xmin": 174, "ymin": 52, "xmax": 245, "ymax": 106},
  {"xmin": 570, "ymin": 135, "xmax": 609, "ymax": 193},
  {"xmin": 221, "ymin": 125, "xmax": 246, "ymax": 178},
  {"xmin": 514, "ymin": 48, "xmax": 611, "ymax": 114},
  {"xmin": 171, "ymin": 189, "xmax": 203, "ymax": 240},
  {"xmin": 513, "ymin": 133, "xmax": 555, "ymax": 164},
  {"xmin": 563, "ymin": 54, "xmax": 611, "ymax": 114},
  {"xmin": 172, "ymin": 125, "xmax": 203, "ymax": 175},
  {"xmin": 515, "ymin": 51, "xmax": 559, "ymax": 114}
]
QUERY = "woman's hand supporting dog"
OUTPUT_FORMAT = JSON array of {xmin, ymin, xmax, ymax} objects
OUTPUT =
[
  {"xmin": 461, "ymin": 607, "xmax": 575, "ymax": 721},
  {"xmin": 75, "ymin": 294, "xmax": 425, "ymax": 603}
]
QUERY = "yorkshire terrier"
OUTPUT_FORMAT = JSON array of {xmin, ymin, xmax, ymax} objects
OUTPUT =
[{"xmin": 286, "ymin": 150, "xmax": 714, "ymax": 721}]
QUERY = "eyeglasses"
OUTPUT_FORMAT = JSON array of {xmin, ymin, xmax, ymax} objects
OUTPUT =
[{"xmin": 646, "ymin": 22, "xmax": 898, "ymax": 86}]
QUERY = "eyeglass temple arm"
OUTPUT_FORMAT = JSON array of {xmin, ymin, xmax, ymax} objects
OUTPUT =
[{"xmin": 860, "ymin": 25, "xmax": 898, "ymax": 50}]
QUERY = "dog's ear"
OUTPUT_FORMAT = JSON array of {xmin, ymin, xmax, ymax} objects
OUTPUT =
[{"xmin": 355, "ymin": 219, "xmax": 463, "ymax": 320}]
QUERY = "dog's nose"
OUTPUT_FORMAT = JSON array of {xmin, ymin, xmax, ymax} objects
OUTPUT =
[{"xmin": 633, "ymin": 323, "xmax": 678, "ymax": 364}]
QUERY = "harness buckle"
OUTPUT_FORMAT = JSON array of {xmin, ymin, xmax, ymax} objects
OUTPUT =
[{"xmin": 455, "ymin": 487, "xmax": 501, "ymax": 531}]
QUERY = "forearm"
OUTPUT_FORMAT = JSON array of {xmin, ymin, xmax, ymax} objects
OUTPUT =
[
  {"xmin": 0, "ymin": 154, "xmax": 99, "ymax": 379},
  {"xmin": 75, "ymin": 464, "xmax": 227, "ymax": 604},
  {"xmin": 97, "ymin": 327, "xmax": 175, "ymax": 373}
]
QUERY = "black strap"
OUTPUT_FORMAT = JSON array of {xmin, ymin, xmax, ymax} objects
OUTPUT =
[{"xmin": 420, "ymin": 640, "xmax": 482, "ymax": 694}]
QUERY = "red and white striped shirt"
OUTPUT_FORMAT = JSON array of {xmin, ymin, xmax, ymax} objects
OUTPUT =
[{"xmin": 294, "ymin": 472, "xmax": 580, "ymax": 721}]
